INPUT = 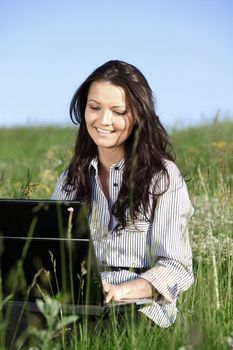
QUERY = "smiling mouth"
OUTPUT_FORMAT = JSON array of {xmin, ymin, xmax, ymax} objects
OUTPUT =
[{"xmin": 96, "ymin": 127, "xmax": 114, "ymax": 134}]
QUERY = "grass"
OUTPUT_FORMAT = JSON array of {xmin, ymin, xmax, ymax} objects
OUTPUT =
[
  {"xmin": 0, "ymin": 119, "xmax": 233, "ymax": 349},
  {"xmin": 0, "ymin": 126, "xmax": 77, "ymax": 199}
]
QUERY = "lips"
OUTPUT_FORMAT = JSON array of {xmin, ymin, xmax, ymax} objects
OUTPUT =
[{"xmin": 96, "ymin": 127, "xmax": 114, "ymax": 134}]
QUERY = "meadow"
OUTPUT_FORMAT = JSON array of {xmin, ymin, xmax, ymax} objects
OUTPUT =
[{"xmin": 0, "ymin": 119, "xmax": 232, "ymax": 349}]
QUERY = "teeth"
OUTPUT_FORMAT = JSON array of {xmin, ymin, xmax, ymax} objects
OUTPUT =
[{"xmin": 97, "ymin": 128, "xmax": 112, "ymax": 134}]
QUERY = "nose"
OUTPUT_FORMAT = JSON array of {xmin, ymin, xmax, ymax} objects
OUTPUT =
[{"xmin": 101, "ymin": 110, "xmax": 112, "ymax": 125}]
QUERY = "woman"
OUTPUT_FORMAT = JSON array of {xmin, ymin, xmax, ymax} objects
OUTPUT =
[{"xmin": 51, "ymin": 60, "xmax": 194, "ymax": 328}]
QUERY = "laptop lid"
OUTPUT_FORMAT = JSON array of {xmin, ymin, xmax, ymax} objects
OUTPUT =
[{"xmin": 0, "ymin": 199, "xmax": 104, "ymax": 310}]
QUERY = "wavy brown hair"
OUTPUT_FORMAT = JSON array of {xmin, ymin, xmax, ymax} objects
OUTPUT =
[{"xmin": 66, "ymin": 60, "xmax": 175, "ymax": 229}]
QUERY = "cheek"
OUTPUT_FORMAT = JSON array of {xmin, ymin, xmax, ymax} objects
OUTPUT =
[
  {"xmin": 117, "ymin": 116, "xmax": 135, "ymax": 134},
  {"xmin": 85, "ymin": 110, "xmax": 94, "ymax": 125},
  {"xmin": 84, "ymin": 112, "xmax": 93, "ymax": 134},
  {"xmin": 84, "ymin": 109, "xmax": 88, "ymax": 124},
  {"xmin": 115, "ymin": 118, "xmax": 126, "ymax": 129}
]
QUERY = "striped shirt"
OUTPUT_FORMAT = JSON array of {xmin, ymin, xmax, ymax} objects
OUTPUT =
[{"xmin": 51, "ymin": 158, "xmax": 194, "ymax": 328}]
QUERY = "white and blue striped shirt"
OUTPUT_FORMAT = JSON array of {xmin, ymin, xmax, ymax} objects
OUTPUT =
[{"xmin": 51, "ymin": 158, "xmax": 194, "ymax": 327}]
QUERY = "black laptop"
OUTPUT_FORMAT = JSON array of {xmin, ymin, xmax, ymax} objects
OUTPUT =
[
  {"xmin": 0, "ymin": 199, "xmax": 152, "ymax": 317},
  {"xmin": 0, "ymin": 199, "xmax": 106, "ymax": 316}
]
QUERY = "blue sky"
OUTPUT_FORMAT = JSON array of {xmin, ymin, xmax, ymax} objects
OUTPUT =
[{"xmin": 0, "ymin": 0, "xmax": 232, "ymax": 127}]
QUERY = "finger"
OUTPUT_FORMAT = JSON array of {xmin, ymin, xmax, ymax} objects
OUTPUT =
[
  {"xmin": 105, "ymin": 290, "xmax": 114, "ymax": 304},
  {"xmin": 105, "ymin": 287, "xmax": 115, "ymax": 303},
  {"xmin": 102, "ymin": 282, "xmax": 111, "ymax": 293}
]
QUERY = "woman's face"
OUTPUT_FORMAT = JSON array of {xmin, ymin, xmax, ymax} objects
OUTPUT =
[{"xmin": 85, "ymin": 81, "xmax": 135, "ymax": 157}]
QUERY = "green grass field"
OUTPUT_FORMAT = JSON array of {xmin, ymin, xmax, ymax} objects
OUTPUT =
[{"xmin": 0, "ymin": 119, "xmax": 232, "ymax": 349}]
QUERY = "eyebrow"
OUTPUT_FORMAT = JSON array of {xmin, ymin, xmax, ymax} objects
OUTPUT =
[
  {"xmin": 87, "ymin": 99, "xmax": 101, "ymax": 104},
  {"xmin": 112, "ymin": 105, "xmax": 126, "ymax": 109},
  {"xmin": 87, "ymin": 99, "xmax": 126, "ymax": 108}
]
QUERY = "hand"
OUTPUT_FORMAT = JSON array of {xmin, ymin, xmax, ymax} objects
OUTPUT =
[
  {"xmin": 102, "ymin": 278, "xmax": 155, "ymax": 303},
  {"xmin": 102, "ymin": 282, "xmax": 124, "ymax": 303}
]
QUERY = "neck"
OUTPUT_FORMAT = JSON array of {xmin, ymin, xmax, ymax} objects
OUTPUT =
[{"xmin": 98, "ymin": 147, "xmax": 124, "ymax": 174}]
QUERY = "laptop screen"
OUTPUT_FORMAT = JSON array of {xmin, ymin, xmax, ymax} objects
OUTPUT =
[{"xmin": 0, "ymin": 199, "xmax": 103, "ymax": 308}]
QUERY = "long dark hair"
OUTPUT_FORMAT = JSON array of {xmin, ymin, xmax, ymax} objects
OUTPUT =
[{"xmin": 66, "ymin": 60, "xmax": 175, "ymax": 229}]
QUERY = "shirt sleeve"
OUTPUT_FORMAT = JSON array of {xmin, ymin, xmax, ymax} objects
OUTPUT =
[
  {"xmin": 139, "ymin": 161, "xmax": 194, "ymax": 304},
  {"xmin": 51, "ymin": 171, "xmax": 76, "ymax": 200}
]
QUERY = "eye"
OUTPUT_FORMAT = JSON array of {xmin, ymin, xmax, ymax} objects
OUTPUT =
[
  {"xmin": 90, "ymin": 105, "xmax": 100, "ymax": 111},
  {"xmin": 113, "ymin": 110, "xmax": 127, "ymax": 116}
]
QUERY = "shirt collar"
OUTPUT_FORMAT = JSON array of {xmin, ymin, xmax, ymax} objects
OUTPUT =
[
  {"xmin": 89, "ymin": 157, "xmax": 98, "ymax": 172},
  {"xmin": 89, "ymin": 157, "xmax": 125, "ymax": 173}
]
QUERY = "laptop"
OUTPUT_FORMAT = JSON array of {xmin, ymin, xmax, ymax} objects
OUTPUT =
[{"xmin": 0, "ymin": 199, "xmax": 152, "ymax": 318}]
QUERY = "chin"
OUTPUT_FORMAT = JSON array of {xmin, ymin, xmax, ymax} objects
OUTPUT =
[{"xmin": 96, "ymin": 142, "xmax": 116, "ymax": 148}]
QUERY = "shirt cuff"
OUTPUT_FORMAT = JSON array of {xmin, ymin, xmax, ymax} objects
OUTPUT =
[{"xmin": 140, "ymin": 265, "xmax": 178, "ymax": 304}]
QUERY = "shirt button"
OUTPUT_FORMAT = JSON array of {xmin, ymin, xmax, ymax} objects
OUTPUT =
[
  {"xmin": 113, "ymin": 183, "xmax": 118, "ymax": 187},
  {"xmin": 115, "ymin": 166, "xmax": 119, "ymax": 170}
]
